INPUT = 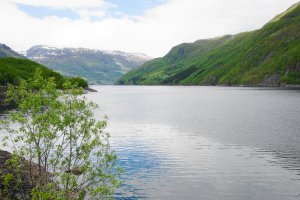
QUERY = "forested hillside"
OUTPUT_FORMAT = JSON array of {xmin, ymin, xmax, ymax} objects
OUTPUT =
[
  {"xmin": 118, "ymin": 2, "xmax": 300, "ymax": 87},
  {"xmin": 0, "ymin": 44, "xmax": 88, "ymax": 88}
]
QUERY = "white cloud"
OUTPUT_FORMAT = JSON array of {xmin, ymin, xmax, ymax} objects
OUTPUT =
[
  {"xmin": 0, "ymin": 0, "xmax": 299, "ymax": 57},
  {"xmin": 7, "ymin": 0, "xmax": 108, "ymax": 10},
  {"xmin": 7, "ymin": 0, "xmax": 112, "ymax": 20}
]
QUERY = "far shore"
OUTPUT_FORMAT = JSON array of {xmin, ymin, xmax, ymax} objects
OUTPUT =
[
  {"xmin": 111, "ymin": 83, "xmax": 300, "ymax": 89},
  {"xmin": 2, "ymin": 83, "xmax": 300, "ymax": 109}
]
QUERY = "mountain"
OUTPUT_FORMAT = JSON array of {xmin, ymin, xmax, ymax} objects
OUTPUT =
[
  {"xmin": 0, "ymin": 43, "xmax": 25, "ymax": 59},
  {"xmin": 118, "ymin": 2, "xmax": 300, "ymax": 87},
  {"xmin": 25, "ymin": 46, "xmax": 151, "ymax": 85}
]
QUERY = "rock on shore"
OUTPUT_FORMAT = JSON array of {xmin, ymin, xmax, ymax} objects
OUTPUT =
[{"xmin": 0, "ymin": 150, "xmax": 34, "ymax": 199}]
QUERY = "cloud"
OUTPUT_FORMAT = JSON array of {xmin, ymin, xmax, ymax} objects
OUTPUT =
[
  {"xmin": 7, "ymin": 0, "xmax": 112, "ymax": 19},
  {"xmin": 0, "ymin": 0, "xmax": 299, "ymax": 57},
  {"xmin": 7, "ymin": 0, "xmax": 108, "ymax": 10}
]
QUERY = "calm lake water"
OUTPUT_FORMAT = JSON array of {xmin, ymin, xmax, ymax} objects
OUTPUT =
[{"xmin": 86, "ymin": 86, "xmax": 300, "ymax": 200}]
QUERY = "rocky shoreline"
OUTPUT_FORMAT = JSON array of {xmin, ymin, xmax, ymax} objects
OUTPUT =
[{"xmin": 0, "ymin": 150, "xmax": 35, "ymax": 199}]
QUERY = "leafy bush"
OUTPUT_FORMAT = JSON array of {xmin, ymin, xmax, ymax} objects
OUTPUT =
[
  {"xmin": 0, "ymin": 69, "xmax": 121, "ymax": 199},
  {"xmin": 68, "ymin": 77, "xmax": 88, "ymax": 88}
]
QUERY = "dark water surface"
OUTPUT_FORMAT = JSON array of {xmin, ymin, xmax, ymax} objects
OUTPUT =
[{"xmin": 86, "ymin": 86, "xmax": 300, "ymax": 199}]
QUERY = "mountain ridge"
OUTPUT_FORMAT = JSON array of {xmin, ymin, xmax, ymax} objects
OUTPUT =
[
  {"xmin": 0, "ymin": 43, "xmax": 26, "ymax": 59},
  {"xmin": 26, "ymin": 45, "xmax": 151, "ymax": 85},
  {"xmin": 117, "ymin": 2, "xmax": 300, "ymax": 87}
]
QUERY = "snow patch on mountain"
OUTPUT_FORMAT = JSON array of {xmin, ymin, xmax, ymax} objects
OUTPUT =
[
  {"xmin": 27, "ymin": 45, "xmax": 151, "ymax": 63},
  {"xmin": 24, "ymin": 45, "xmax": 152, "ymax": 84}
]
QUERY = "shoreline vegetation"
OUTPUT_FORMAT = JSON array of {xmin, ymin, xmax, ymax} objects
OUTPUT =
[
  {"xmin": 0, "ymin": 86, "xmax": 98, "ymax": 199},
  {"xmin": 114, "ymin": 83, "xmax": 300, "ymax": 88},
  {"xmin": 0, "ymin": 70, "xmax": 120, "ymax": 199},
  {"xmin": 0, "ymin": 86, "xmax": 98, "ymax": 111},
  {"xmin": 0, "ymin": 86, "xmax": 13, "ymax": 111},
  {"xmin": 0, "ymin": 150, "xmax": 48, "ymax": 199}
]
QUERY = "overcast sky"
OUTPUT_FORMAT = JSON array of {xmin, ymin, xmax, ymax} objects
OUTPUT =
[{"xmin": 0, "ymin": 0, "xmax": 299, "ymax": 57}]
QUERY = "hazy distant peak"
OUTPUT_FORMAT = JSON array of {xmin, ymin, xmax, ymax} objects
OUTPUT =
[
  {"xmin": 25, "ymin": 45, "xmax": 152, "ymax": 84},
  {"xmin": 0, "ymin": 43, "xmax": 11, "ymax": 49},
  {"xmin": 28, "ymin": 45, "xmax": 151, "ymax": 61},
  {"xmin": 0, "ymin": 43, "xmax": 25, "ymax": 59}
]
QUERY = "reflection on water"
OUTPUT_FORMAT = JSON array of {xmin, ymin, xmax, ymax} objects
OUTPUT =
[
  {"xmin": 108, "ymin": 123, "xmax": 300, "ymax": 200},
  {"xmin": 85, "ymin": 86, "xmax": 300, "ymax": 199},
  {"xmin": 1, "ymin": 86, "xmax": 300, "ymax": 199}
]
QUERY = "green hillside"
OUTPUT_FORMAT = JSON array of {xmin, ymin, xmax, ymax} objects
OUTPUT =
[
  {"xmin": 118, "ymin": 2, "xmax": 300, "ymax": 86},
  {"xmin": 0, "ymin": 58, "xmax": 87, "ymax": 88}
]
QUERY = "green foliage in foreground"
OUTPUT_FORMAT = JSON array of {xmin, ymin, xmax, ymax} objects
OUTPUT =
[
  {"xmin": 118, "ymin": 2, "xmax": 300, "ymax": 86},
  {"xmin": 68, "ymin": 77, "xmax": 88, "ymax": 88},
  {"xmin": 0, "ymin": 69, "xmax": 122, "ymax": 199},
  {"xmin": 0, "ymin": 57, "xmax": 88, "ymax": 88}
]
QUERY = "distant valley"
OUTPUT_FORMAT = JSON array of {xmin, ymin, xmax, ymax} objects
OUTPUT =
[{"xmin": 23, "ymin": 46, "xmax": 151, "ymax": 85}]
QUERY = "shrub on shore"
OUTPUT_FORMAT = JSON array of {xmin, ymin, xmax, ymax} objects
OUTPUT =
[{"xmin": 0, "ymin": 69, "xmax": 121, "ymax": 199}]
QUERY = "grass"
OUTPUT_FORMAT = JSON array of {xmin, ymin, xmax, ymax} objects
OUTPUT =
[{"xmin": 118, "ymin": 2, "xmax": 300, "ymax": 87}]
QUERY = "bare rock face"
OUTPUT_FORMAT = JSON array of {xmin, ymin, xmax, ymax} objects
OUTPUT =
[
  {"xmin": 285, "ymin": 62, "xmax": 300, "ymax": 76},
  {"xmin": 202, "ymin": 75, "xmax": 218, "ymax": 86},
  {"xmin": 259, "ymin": 74, "xmax": 281, "ymax": 87},
  {"xmin": 0, "ymin": 150, "xmax": 53, "ymax": 200}
]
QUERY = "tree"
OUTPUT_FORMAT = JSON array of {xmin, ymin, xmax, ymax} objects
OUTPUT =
[
  {"xmin": 0, "ymin": 69, "xmax": 121, "ymax": 199},
  {"xmin": 68, "ymin": 77, "xmax": 88, "ymax": 88}
]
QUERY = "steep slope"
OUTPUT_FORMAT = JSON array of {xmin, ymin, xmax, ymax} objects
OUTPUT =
[
  {"xmin": 0, "ymin": 57, "xmax": 65, "ymax": 87},
  {"xmin": 0, "ymin": 43, "xmax": 25, "ymax": 59},
  {"xmin": 0, "ymin": 56, "xmax": 88, "ymax": 88},
  {"xmin": 118, "ymin": 3, "xmax": 300, "ymax": 86},
  {"xmin": 269, "ymin": 2, "xmax": 300, "ymax": 23},
  {"xmin": 0, "ymin": 56, "xmax": 89, "ymax": 109},
  {"xmin": 26, "ymin": 46, "xmax": 151, "ymax": 84}
]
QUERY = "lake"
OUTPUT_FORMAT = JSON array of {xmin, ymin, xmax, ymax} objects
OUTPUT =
[{"xmin": 86, "ymin": 86, "xmax": 300, "ymax": 200}]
